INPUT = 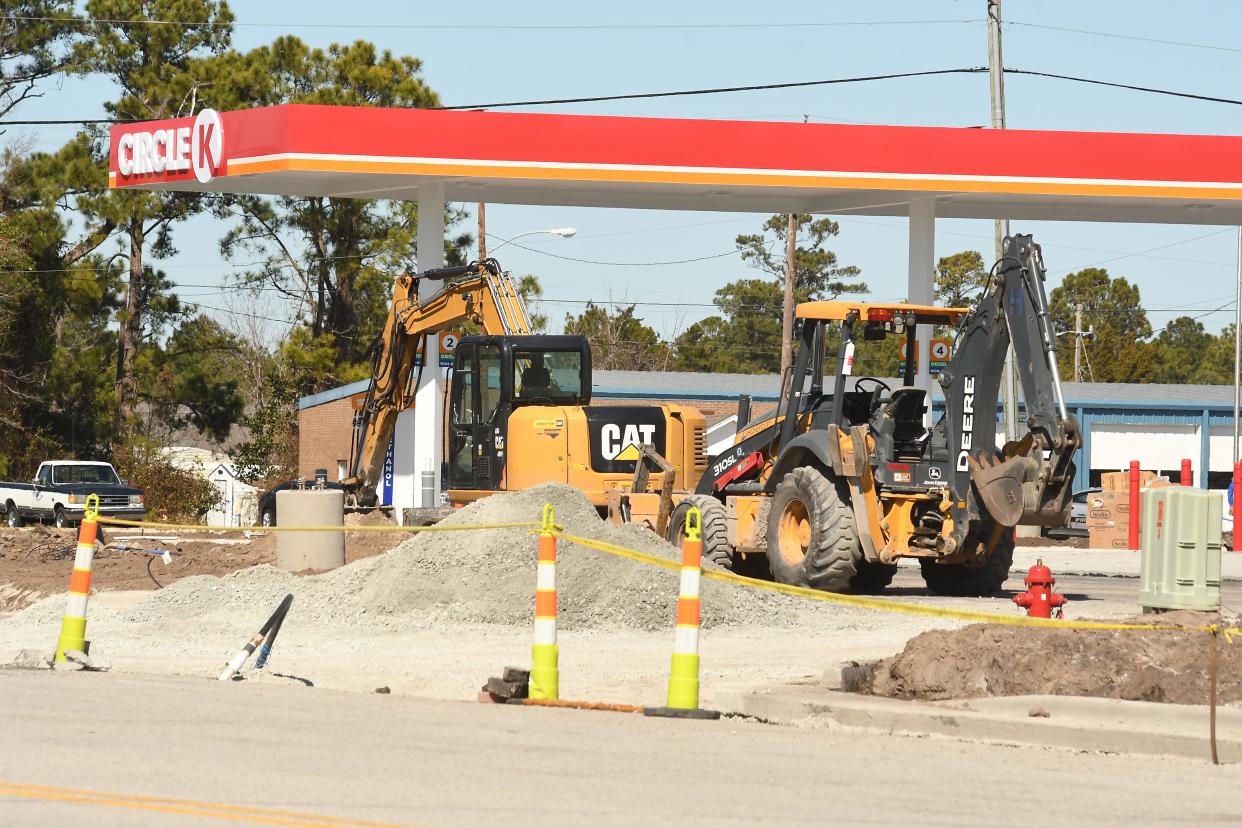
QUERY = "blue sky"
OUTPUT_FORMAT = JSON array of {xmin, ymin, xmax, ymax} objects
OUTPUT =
[{"xmin": 11, "ymin": 1, "xmax": 1242, "ymax": 342}]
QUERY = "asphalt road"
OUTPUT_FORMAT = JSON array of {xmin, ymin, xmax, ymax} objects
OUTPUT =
[{"xmin": 2, "ymin": 670, "xmax": 1240, "ymax": 827}]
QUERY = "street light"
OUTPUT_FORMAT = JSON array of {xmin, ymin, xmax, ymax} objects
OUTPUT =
[{"xmin": 487, "ymin": 227, "xmax": 576, "ymax": 256}]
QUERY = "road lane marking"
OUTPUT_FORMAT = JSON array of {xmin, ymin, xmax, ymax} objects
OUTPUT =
[{"xmin": 0, "ymin": 781, "xmax": 415, "ymax": 827}]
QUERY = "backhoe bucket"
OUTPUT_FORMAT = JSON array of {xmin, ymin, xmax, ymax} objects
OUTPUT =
[{"xmin": 968, "ymin": 453, "xmax": 1034, "ymax": 528}]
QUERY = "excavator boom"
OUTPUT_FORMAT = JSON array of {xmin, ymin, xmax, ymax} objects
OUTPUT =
[{"xmin": 342, "ymin": 259, "xmax": 530, "ymax": 505}]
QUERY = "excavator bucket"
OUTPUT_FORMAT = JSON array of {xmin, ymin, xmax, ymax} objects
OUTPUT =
[{"xmin": 967, "ymin": 453, "xmax": 1031, "ymax": 528}]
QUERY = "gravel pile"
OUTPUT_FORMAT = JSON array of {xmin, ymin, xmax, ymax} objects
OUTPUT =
[
  {"xmin": 123, "ymin": 484, "xmax": 805, "ymax": 632},
  {"xmin": 7, "ymin": 592, "xmax": 123, "ymax": 627}
]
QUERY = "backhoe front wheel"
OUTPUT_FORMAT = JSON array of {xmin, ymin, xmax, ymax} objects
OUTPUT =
[
  {"xmin": 766, "ymin": 467, "xmax": 858, "ymax": 593},
  {"xmin": 668, "ymin": 495, "xmax": 734, "ymax": 570},
  {"xmin": 919, "ymin": 523, "xmax": 1015, "ymax": 596}
]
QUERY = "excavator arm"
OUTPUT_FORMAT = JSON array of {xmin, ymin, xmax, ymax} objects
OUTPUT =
[
  {"xmin": 938, "ymin": 234, "xmax": 1081, "ymax": 533},
  {"xmin": 342, "ymin": 258, "xmax": 530, "ymax": 506}
]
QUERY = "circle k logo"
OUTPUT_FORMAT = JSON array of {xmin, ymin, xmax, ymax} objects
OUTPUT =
[{"xmin": 191, "ymin": 109, "xmax": 224, "ymax": 183}]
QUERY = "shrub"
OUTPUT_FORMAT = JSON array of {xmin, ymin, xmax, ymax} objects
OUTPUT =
[{"xmin": 113, "ymin": 441, "xmax": 221, "ymax": 523}]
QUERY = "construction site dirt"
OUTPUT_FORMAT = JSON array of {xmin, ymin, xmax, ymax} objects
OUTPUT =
[
  {"xmin": 0, "ymin": 484, "xmax": 1236, "ymax": 715},
  {"xmin": 0, "ymin": 509, "xmax": 400, "ymax": 611},
  {"xmin": 864, "ymin": 611, "xmax": 1242, "ymax": 705}
]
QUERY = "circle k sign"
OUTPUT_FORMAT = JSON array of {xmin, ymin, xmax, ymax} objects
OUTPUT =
[{"xmin": 115, "ymin": 108, "xmax": 224, "ymax": 183}]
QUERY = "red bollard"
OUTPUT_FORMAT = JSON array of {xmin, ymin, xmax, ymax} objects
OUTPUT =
[
  {"xmin": 1233, "ymin": 461, "xmax": 1242, "ymax": 554},
  {"xmin": 1181, "ymin": 459, "xmax": 1192, "ymax": 487},
  {"xmin": 1128, "ymin": 460, "xmax": 1141, "ymax": 551}
]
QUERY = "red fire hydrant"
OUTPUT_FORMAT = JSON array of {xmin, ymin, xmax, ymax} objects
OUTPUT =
[{"xmin": 1012, "ymin": 559, "xmax": 1066, "ymax": 619}]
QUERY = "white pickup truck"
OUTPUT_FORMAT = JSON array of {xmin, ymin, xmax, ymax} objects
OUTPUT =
[{"xmin": 0, "ymin": 461, "xmax": 145, "ymax": 529}]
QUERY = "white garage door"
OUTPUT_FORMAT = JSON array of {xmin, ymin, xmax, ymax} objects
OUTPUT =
[{"xmin": 1090, "ymin": 423, "xmax": 1198, "ymax": 479}]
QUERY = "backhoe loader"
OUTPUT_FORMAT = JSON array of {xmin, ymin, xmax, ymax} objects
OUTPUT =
[
  {"xmin": 622, "ymin": 233, "xmax": 1079, "ymax": 596},
  {"xmin": 342, "ymin": 259, "xmax": 705, "ymax": 512}
]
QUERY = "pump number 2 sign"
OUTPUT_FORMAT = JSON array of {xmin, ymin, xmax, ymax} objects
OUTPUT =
[{"xmin": 439, "ymin": 332, "xmax": 459, "ymax": 368}]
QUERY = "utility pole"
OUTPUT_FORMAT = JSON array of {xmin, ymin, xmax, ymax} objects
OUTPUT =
[
  {"xmin": 1233, "ymin": 227, "xmax": 1241, "ymax": 465},
  {"xmin": 477, "ymin": 202, "xmax": 487, "ymax": 260},
  {"xmin": 988, "ymin": 0, "xmax": 1018, "ymax": 441},
  {"xmin": 1065, "ymin": 303, "xmax": 1095, "ymax": 383},
  {"xmin": 1074, "ymin": 303, "xmax": 1083, "ymax": 383},
  {"xmin": 781, "ymin": 213, "xmax": 797, "ymax": 376}
]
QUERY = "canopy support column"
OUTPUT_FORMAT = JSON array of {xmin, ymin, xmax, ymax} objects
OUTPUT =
[
  {"xmin": 412, "ymin": 181, "xmax": 446, "ymax": 515},
  {"xmin": 907, "ymin": 199, "xmax": 936, "ymax": 404}
]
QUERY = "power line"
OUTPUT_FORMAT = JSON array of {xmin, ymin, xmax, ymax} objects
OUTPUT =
[
  {"xmin": 498, "ymin": 238, "xmax": 767, "ymax": 266},
  {"xmin": 1049, "ymin": 229, "xmax": 1236, "ymax": 274},
  {"xmin": 11, "ymin": 64, "xmax": 1242, "ymax": 126},
  {"xmin": 837, "ymin": 215, "xmax": 1242, "ymax": 270},
  {"xmin": 1003, "ymin": 68, "xmax": 1242, "ymax": 107},
  {"xmin": 1008, "ymin": 20, "xmax": 1242, "ymax": 56},
  {"xmin": 2, "ymin": 15, "xmax": 982, "ymax": 31},
  {"xmin": 434, "ymin": 68, "xmax": 987, "ymax": 110},
  {"xmin": 0, "ymin": 69, "xmax": 990, "ymax": 126},
  {"xmin": 0, "ymin": 68, "xmax": 994, "ymax": 123}
]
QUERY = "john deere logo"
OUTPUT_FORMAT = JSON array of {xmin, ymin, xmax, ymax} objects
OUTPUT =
[{"xmin": 600, "ymin": 423, "xmax": 657, "ymax": 461}]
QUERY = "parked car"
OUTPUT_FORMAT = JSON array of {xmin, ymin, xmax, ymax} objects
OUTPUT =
[
  {"xmin": 257, "ymin": 479, "xmax": 344, "ymax": 527},
  {"xmin": 0, "ymin": 461, "xmax": 145, "ymax": 529},
  {"xmin": 1043, "ymin": 487, "xmax": 1100, "ymax": 540}
]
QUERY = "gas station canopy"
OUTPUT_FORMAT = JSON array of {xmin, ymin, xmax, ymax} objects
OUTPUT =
[
  {"xmin": 107, "ymin": 103, "xmax": 1242, "ymax": 516},
  {"xmin": 110, "ymin": 103, "xmax": 1242, "ymax": 224}
]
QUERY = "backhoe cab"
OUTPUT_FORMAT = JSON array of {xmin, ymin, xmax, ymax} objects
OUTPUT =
[{"xmin": 693, "ymin": 234, "xmax": 1080, "ymax": 596}]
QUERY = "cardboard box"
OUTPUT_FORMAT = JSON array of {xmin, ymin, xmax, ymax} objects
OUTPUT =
[
  {"xmin": 1085, "ymin": 477, "xmax": 1173, "ymax": 547},
  {"xmin": 1101, "ymin": 469, "xmax": 1162, "ymax": 492},
  {"xmin": 1089, "ymin": 525, "xmax": 1132, "ymax": 549},
  {"xmin": 1086, "ymin": 490, "xmax": 1130, "ymax": 531}
]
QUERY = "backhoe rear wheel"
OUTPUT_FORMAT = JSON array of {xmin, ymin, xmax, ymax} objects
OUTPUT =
[
  {"xmin": 766, "ymin": 467, "xmax": 858, "ymax": 593},
  {"xmin": 919, "ymin": 523, "xmax": 1015, "ymax": 596},
  {"xmin": 668, "ymin": 495, "xmax": 734, "ymax": 570}
]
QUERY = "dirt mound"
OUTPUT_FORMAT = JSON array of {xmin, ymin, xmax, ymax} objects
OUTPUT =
[
  {"xmin": 125, "ymin": 484, "xmax": 805, "ymax": 631},
  {"xmin": 865, "ymin": 611, "xmax": 1242, "ymax": 705}
]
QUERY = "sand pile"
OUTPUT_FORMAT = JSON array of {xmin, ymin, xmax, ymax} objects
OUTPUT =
[
  {"xmin": 122, "ymin": 485, "xmax": 805, "ymax": 632},
  {"xmin": 864, "ymin": 611, "xmax": 1242, "ymax": 705}
]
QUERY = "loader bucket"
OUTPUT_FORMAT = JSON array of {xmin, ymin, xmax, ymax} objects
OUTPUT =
[{"xmin": 968, "ymin": 453, "xmax": 1033, "ymax": 527}]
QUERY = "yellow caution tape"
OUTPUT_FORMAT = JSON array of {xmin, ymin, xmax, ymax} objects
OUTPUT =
[
  {"xmin": 91, "ymin": 512, "xmax": 1237, "ymax": 637},
  {"xmin": 97, "ymin": 516, "xmax": 540, "ymax": 534},
  {"xmin": 553, "ymin": 530, "xmax": 1239, "ymax": 636}
]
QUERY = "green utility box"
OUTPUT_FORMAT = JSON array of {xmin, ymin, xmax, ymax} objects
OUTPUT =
[{"xmin": 1138, "ymin": 487, "xmax": 1222, "ymax": 612}]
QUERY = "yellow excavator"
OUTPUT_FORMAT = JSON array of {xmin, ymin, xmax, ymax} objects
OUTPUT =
[{"xmin": 342, "ymin": 259, "xmax": 706, "ymax": 515}]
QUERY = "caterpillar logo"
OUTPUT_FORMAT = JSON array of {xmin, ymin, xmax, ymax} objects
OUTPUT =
[
  {"xmin": 584, "ymin": 407, "xmax": 666, "ymax": 473},
  {"xmin": 601, "ymin": 423, "xmax": 657, "ymax": 461}
]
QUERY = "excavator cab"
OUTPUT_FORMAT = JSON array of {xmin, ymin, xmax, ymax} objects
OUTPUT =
[{"xmin": 448, "ymin": 335, "xmax": 591, "ymax": 491}]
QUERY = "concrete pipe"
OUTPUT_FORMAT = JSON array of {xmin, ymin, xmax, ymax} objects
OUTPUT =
[{"xmin": 275, "ymin": 489, "xmax": 345, "ymax": 572}]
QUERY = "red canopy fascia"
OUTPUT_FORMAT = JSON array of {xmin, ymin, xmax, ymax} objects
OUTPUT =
[{"xmin": 109, "ymin": 104, "xmax": 1242, "ymax": 223}]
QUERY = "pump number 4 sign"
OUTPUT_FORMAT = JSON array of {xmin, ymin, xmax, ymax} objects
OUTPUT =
[{"xmin": 898, "ymin": 338, "xmax": 953, "ymax": 376}]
